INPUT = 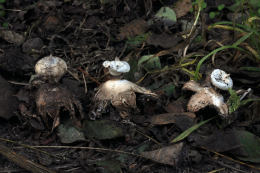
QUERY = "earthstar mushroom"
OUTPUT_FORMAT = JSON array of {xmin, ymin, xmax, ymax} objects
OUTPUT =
[
  {"xmin": 27, "ymin": 55, "xmax": 83, "ymax": 131},
  {"xmin": 182, "ymin": 80, "xmax": 228, "ymax": 117},
  {"xmin": 92, "ymin": 79, "xmax": 157, "ymax": 119}
]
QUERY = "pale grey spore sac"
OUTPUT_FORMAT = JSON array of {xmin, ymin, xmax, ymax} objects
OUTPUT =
[
  {"xmin": 210, "ymin": 69, "xmax": 233, "ymax": 90},
  {"xmin": 35, "ymin": 55, "xmax": 67, "ymax": 82}
]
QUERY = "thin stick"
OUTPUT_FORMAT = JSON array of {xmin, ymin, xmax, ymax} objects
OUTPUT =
[
  {"xmin": 27, "ymin": 145, "xmax": 143, "ymax": 158},
  {"xmin": 199, "ymin": 146, "xmax": 260, "ymax": 171},
  {"xmin": 135, "ymin": 129, "xmax": 162, "ymax": 146},
  {"xmin": 0, "ymin": 137, "xmax": 62, "ymax": 160},
  {"xmin": 8, "ymin": 81, "xmax": 29, "ymax": 86},
  {"xmin": 77, "ymin": 67, "xmax": 101, "ymax": 85},
  {"xmin": 82, "ymin": 72, "xmax": 88, "ymax": 94},
  {"xmin": 0, "ymin": 142, "xmax": 56, "ymax": 173}
]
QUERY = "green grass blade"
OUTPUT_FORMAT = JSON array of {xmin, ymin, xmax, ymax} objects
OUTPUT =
[
  {"xmin": 170, "ymin": 116, "xmax": 216, "ymax": 143},
  {"xmin": 194, "ymin": 45, "xmax": 235, "ymax": 80},
  {"xmin": 240, "ymin": 98, "xmax": 260, "ymax": 105},
  {"xmin": 239, "ymin": 67, "xmax": 260, "ymax": 72},
  {"xmin": 194, "ymin": 43, "xmax": 247, "ymax": 80},
  {"xmin": 209, "ymin": 21, "xmax": 257, "ymax": 34},
  {"xmin": 232, "ymin": 32, "xmax": 253, "ymax": 47}
]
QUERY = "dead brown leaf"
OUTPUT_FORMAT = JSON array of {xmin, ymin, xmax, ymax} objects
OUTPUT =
[
  {"xmin": 149, "ymin": 113, "xmax": 195, "ymax": 130},
  {"xmin": 164, "ymin": 99, "xmax": 186, "ymax": 113},
  {"xmin": 141, "ymin": 143, "xmax": 184, "ymax": 166},
  {"xmin": 196, "ymin": 129, "xmax": 241, "ymax": 153},
  {"xmin": 117, "ymin": 19, "xmax": 149, "ymax": 40},
  {"xmin": 173, "ymin": 0, "xmax": 192, "ymax": 18}
]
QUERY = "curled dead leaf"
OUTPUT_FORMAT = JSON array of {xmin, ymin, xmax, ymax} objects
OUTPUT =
[
  {"xmin": 173, "ymin": 0, "xmax": 192, "ymax": 18},
  {"xmin": 149, "ymin": 112, "xmax": 196, "ymax": 130},
  {"xmin": 141, "ymin": 143, "xmax": 184, "ymax": 166}
]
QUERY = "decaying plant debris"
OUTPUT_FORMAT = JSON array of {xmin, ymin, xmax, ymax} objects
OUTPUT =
[{"xmin": 35, "ymin": 83, "xmax": 83, "ymax": 131}]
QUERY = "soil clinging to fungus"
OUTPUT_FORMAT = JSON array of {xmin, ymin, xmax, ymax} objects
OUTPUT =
[{"xmin": 35, "ymin": 83, "xmax": 83, "ymax": 131}]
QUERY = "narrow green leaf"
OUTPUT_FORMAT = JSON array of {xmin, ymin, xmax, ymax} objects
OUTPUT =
[
  {"xmin": 232, "ymin": 32, "xmax": 253, "ymax": 47},
  {"xmin": 170, "ymin": 117, "xmax": 216, "ymax": 143},
  {"xmin": 195, "ymin": 45, "xmax": 235, "ymax": 80},
  {"xmin": 195, "ymin": 45, "xmax": 245, "ymax": 80},
  {"xmin": 208, "ymin": 21, "xmax": 260, "ymax": 36},
  {"xmin": 240, "ymin": 98, "xmax": 260, "ymax": 105},
  {"xmin": 239, "ymin": 66, "xmax": 260, "ymax": 72}
]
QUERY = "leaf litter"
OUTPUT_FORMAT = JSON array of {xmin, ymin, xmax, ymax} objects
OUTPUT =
[{"xmin": 0, "ymin": 0, "xmax": 260, "ymax": 172}]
